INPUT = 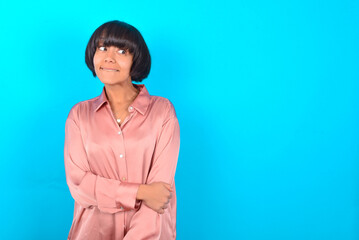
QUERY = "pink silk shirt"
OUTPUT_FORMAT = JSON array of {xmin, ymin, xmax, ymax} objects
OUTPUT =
[{"xmin": 64, "ymin": 84, "xmax": 180, "ymax": 240}]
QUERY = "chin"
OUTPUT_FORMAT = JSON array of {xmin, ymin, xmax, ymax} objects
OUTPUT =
[{"xmin": 98, "ymin": 78, "xmax": 128, "ymax": 85}]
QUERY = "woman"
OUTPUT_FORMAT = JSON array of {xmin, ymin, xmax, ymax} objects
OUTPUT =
[{"xmin": 64, "ymin": 20, "xmax": 180, "ymax": 240}]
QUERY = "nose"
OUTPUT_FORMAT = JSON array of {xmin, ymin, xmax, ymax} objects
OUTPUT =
[{"xmin": 104, "ymin": 48, "xmax": 116, "ymax": 62}]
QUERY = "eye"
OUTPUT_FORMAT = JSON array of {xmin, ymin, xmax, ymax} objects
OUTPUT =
[
  {"xmin": 98, "ymin": 46, "xmax": 106, "ymax": 51},
  {"xmin": 118, "ymin": 49, "xmax": 126, "ymax": 54}
]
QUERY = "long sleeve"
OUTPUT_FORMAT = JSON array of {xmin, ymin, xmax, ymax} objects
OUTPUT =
[
  {"xmin": 124, "ymin": 115, "xmax": 180, "ymax": 240},
  {"xmin": 64, "ymin": 116, "xmax": 141, "ymax": 214}
]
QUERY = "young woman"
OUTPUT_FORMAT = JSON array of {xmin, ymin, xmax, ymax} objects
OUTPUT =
[{"xmin": 64, "ymin": 20, "xmax": 180, "ymax": 240}]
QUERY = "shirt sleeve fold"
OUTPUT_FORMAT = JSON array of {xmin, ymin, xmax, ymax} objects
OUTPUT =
[
  {"xmin": 124, "ymin": 114, "xmax": 180, "ymax": 240},
  {"xmin": 64, "ymin": 117, "xmax": 141, "ymax": 214}
]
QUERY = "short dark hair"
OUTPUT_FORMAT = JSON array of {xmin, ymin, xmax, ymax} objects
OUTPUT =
[{"xmin": 85, "ymin": 20, "xmax": 151, "ymax": 82}]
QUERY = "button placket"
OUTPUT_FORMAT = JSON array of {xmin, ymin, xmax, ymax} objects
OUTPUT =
[
  {"xmin": 113, "ymin": 106, "xmax": 132, "ymax": 200},
  {"xmin": 116, "ymin": 129, "xmax": 128, "ymax": 187}
]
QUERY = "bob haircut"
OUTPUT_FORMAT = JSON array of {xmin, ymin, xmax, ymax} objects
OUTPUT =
[{"xmin": 85, "ymin": 20, "xmax": 151, "ymax": 82}]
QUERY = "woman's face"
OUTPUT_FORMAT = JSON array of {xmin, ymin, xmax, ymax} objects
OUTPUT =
[{"xmin": 93, "ymin": 43, "xmax": 133, "ymax": 85}]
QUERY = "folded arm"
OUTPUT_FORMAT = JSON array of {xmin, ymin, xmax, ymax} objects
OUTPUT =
[
  {"xmin": 124, "ymin": 112, "xmax": 180, "ymax": 240},
  {"xmin": 64, "ymin": 116, "xmax": 141, "ymax": 214}
]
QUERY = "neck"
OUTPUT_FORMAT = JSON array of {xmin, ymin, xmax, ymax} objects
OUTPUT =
[{"xmin": 104, "ymin": 81, "xmax": 140, "ymax": 107}]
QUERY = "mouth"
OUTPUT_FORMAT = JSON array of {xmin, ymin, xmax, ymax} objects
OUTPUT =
[{"xmin": 100, "ymin": 66, "xmax": 119, "ymax": 72}]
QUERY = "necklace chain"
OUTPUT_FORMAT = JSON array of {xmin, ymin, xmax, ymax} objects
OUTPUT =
[
  {"xmin": 114, "ymin": 109, "xmax": 127, "ymax": 123},
  {"xmin": 110, "ymin": 87, "xmax": 140, "ymax": 124}
]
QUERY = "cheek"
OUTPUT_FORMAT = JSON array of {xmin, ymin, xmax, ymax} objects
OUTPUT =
[
  {"xmin": 93, "ymin": 54, "xmax": 100, "ymax": 68},
  {"xmin": 125, "ymin": 59, "xmax": 134, "ymax": 70},
  {"xmin": 125, "ymin": 62, "xmax": 133, "ymax": 70},
  {"xmin": 117, "ymin": 59, "xmax": 133, "ymax": 72}
]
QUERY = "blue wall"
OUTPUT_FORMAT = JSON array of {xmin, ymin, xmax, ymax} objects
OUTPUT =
[{"xmin": 0, "ymin": 0, "xmax": 358, "ymax": 239}]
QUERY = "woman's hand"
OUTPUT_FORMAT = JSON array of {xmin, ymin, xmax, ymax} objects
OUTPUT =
[{"xmin": 136, "ymin": 182, "xmax": 173, "ymax": 214}]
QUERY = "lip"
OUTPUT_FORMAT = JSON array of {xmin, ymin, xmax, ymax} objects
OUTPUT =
[{"xmin": 100, "ymin": 66, "xmax": 119, "ymax": 71}]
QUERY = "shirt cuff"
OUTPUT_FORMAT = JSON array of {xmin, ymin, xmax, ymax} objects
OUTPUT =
[{"xmin": 116, "ymin": 182, "xmax": 141, "ymax": 210}]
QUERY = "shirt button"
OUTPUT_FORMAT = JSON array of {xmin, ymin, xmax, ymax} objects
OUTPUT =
[
  {"xmin": 122, "ymin": 177, "xmax": 126, "ymax": 181},
  {"xmin": 120, "ymin": 154, "xmax": 123, "ymax": 158},
  {"xmin": 118, "ymin": 131, "xmax": 122, "ymax": 135}
]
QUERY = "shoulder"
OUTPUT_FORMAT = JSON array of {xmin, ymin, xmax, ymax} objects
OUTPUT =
[
  {"xmin": 149, "ymin": 95, "xmax": 177, "ymax": 120},
  {"xmin": 66, "ymin": 96, "xmax": 99, "ymax": 122}
]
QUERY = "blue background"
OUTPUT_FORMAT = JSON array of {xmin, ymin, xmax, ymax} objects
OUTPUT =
[{"xmin": 1, "ymin": 0, "xmax": 358, "ymax": 239}]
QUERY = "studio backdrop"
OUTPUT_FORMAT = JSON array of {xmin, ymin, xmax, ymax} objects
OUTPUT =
[{"xmin": 0, "ymin": 0, "xmax": 358, "ymax": 239}]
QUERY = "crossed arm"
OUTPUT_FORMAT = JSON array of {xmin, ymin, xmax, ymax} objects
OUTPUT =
[
  {"xmin": 64, "ymin": 117, "xmax": 178, "ymax": 214},
  {"xmin": 64, "ymin": 107, "xmax": 180, "ymax": 239}
]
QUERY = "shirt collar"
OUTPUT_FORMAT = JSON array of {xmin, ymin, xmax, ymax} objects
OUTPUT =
[{"xmin": 94, "ymin": 84, "xmax": 150, "ymax": 115}]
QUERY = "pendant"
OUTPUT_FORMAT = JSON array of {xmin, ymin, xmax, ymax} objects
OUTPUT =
[{"xmin": 117, "ymin": 118, "xmax": 121, "ymax": 123}]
